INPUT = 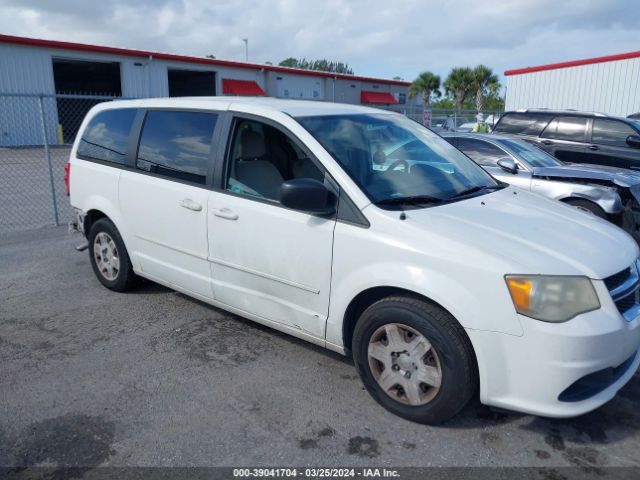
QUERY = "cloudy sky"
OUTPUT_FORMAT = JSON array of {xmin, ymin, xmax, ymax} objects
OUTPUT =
[{"xmin": 0, "ymin": 0, "xmax": 637, "ymax": 84}]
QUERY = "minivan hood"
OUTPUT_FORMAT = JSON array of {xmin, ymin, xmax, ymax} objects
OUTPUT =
[
  {"xmin": 532, "ymin": 163, "xmax": 640, "ymax": 187},
  {"xmin": 396, "ymin": 187, "xmax": 638, "ymax": 279}
]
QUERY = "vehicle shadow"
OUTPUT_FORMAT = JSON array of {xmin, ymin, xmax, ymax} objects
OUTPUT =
[{"xmin": 141, "ymin": 281, "xmax": 640, "ymax": 445}]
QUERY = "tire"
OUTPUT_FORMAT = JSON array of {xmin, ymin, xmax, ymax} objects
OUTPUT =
[
  {"xmin": 352, "ymin": 296, "xmax": 477, "ymax": 424},
  {"xmin": 88, "ymin": 218, "xmax": 141, "ymax": 292},
  {"xmin": 565, "ymin": 198, "xmax": 607, "ymax": 219}
]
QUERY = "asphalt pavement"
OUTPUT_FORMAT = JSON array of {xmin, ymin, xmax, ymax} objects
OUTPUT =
[{"xmin": 1, "ymin": 226, "xmax": 640, "ymax": 475}]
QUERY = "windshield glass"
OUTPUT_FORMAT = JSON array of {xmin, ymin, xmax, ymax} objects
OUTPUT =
[
  {"xmin": 296, "ymin": 113, "xmax": 498, "ymax": 205},
  {"xmin": 496, "ymin": 138, "xmax": 562, "ymax": 167}
]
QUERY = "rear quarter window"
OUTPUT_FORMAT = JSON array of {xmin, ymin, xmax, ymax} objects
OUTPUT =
[
  {"xmin": 77, "ymin": 108, "xmax": 137, "ymax": 164},
  {"xmin": 592, "ymin": 119, "xmax": 638, "ymax": 147},
  {"xmin": 493, "ymin": 113, "xmax": 553, "ymax": 136}
]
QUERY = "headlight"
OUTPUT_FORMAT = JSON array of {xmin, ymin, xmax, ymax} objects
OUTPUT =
[{"xmin": 505, "ymin": 275, "xmax": 600, "ymax": 322}]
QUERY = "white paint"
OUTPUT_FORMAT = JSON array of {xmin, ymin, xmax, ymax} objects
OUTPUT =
[{"xmin": 70, "ymin": 97, "xmax": 640, "ymax": 420}]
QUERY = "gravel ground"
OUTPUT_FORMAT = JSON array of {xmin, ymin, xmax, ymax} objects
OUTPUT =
[{"xmin": 1, "ymin": 226, "xmax": 640, "ymax": 475}]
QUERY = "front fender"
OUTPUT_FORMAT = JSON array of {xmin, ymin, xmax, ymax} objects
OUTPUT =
[
  {"xmin": 326, "ymin": 260, "xmax": 523, "ymax": 349},
  {"xmin": 535, "ymin": 179, "xmax": 622, "ymax": 214}
]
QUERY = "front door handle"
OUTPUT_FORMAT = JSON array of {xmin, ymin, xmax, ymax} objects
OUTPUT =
[
  {"xmin": 588, "ymin": 145, "xmax": 600, "ymax": 151},
  {"xmin": 213, "ymin": 208, "xmax": 239, "ymax": 220},
  {"xmin": 541, "ymin": 140, "xmax": 553, "ymax": 146},
  {"xmin": 179, "ymin": 198, "xmax": 203, "ymax": 212}
]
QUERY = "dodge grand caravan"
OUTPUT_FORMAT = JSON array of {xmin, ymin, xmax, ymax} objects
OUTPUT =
[{"xmin": 69, "ymin": 98, "xmax": 640, "ymax": 424}]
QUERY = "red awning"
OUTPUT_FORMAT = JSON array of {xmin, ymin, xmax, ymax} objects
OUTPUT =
[
  {"xmin": 222, "ymin": 79, "xmax": 266, "ymax": 96},
  {"xmin": 360, "ymin": 91, "xmax": 398, "ymax": 105}
]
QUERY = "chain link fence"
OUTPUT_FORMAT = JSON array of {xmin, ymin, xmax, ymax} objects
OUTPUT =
[
  {"xmin": 0, "ymin": 93, "xmax": 120, "ymax": 234},
  {"xmin": 378, "ymin": 105, "xmax": 503, "ymax": 131}
]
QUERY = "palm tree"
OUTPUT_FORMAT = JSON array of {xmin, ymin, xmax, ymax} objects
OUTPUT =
[
  {"xmin": 408, "ymin": 71, "xmax": 441, "ymax": 109},
  {"xmin": 471, "ymin": 65, "xmax": 500, "ymax": 113},
  {"xmin": 443, "ymin": 67, "xmax": 474, "ymax": 112}
]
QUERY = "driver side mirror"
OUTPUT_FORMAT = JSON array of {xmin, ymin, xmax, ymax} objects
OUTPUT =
[
  {"xmin": 497, "ymin": 158, "xmax": 519, "ymax": 174},
  {"xmin": 280, "ymin": 178, "xmax": 336, "ymax": 215},
  {"xmin": 626, "ymin": 135, "xmax": 640, "ymax": 149}
]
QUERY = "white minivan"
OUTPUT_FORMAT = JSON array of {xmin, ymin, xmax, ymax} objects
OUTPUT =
[{"xmin": 69, "ymin": 97, "xmax": 640, "ymax": 424}]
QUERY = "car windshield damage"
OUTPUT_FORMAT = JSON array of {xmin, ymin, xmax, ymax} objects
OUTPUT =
[{"xmin": 297, "ymin": 113, "xmax": 501, "ymax": 209}]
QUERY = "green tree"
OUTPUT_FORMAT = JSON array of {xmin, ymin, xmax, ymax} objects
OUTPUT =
[
  {"xmin": 278, "ymin": 57, "xmax": 354, "ymax": 74},
  {"xmin": 205, "ymin": 54, "xmax": 216, "ymax": 59},
  {"xmin": 279, "ymin": 57, "xmax": 299, "ymax": 68},
  {"xmin": 443, "ymin": 67, "xmax": 474, "ymax": 112},
  {"xmin": 408, "ymin": 71, "xmax": 441, "ymax": 109},
  {"xmin": 482, "ymin": 90, "xmax": 505, "ymax": 111},
  {"xmin": 471, "ymin": 65, "xmax": 500, "ymax": 113}
]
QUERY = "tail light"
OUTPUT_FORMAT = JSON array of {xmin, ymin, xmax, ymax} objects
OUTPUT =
[{"xmin": 64, "ymin": 162, "xmax": 71, "ymax": 196}]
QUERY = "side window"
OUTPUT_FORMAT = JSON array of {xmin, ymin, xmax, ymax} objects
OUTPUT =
[
  {"xmin": 592, "ymin": 119, "xmax": 637, "ymax": 147},
  {"xmin": 456, "ymin": 138, "xmax": 508, "ymax": 167},
  {"xmin": 226, "ymin": 119, "xmax": 324, "ymax": 202},
  {"xmin": 541, "ymin": 116, "xmax": 587, "ymax": 142},
  {"xmin": 494, "ymin": 113, "xmax": 553, "ymax": 136},
  {"xmin": 136, "ymin": 110, "xmax": 218, "ymax": 185},
  {"xmin": 77, "ymin": 108, "xmax": 137, "ymax": 164}
]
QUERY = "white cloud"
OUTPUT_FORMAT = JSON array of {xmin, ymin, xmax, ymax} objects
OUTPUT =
[{"xmin": 0, "ymin": 0, "xmax": 637, "ymax": 83}]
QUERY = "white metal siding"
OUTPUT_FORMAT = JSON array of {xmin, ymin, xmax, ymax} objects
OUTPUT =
[
  {"xmin": 268, "ymin": 73, "xmax": 324, "ymax": 100},
  {"xmin": 505, "ymin": 57, "xmax": 640, "ymax": 116}
]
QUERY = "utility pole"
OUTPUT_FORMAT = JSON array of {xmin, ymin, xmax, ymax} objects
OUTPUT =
[{"xmin": 242, "ymin": 38, "xmax": 248, "ymax": 62}]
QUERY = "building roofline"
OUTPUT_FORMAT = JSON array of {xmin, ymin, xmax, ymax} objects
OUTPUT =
[
  {"xmin": 504, "ymin": 50, "xmax": 640, "ymax": 76},
  {"xmin": 0, "ymin": 33, "xmax": 411, "ymax": 86}
]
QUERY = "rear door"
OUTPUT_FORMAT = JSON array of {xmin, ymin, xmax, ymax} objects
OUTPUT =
[
  {"xmin": 536, "ymin": 116, "xmax": 588, "ymax": 163},
  {"xmin": 586, "ymin": 118, "xmax": 640, "ymax": 170},
  {"xmin": 119, "ymin": 109, "xmax": 221, "ymax": 299},
  {"xmin": 207, "ymin": 114, "xmax": 336, "ymax": 339}
]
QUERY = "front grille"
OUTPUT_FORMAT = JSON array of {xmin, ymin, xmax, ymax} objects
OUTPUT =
[
  {"xmin": 604, "ymin": 267, "xmax": 632, "ymax": 291},
  {"xmin": 605, "ymin": 263, "xmax": 639, "ymax": 320},
  {"xmin": 615, "ymin": 294, "xmax": 636, "ymax": 314}
]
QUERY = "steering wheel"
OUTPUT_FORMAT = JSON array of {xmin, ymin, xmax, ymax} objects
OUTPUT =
[{"xmin": 386, "ymin": 159, "xmax": 409, "ymax": 172}]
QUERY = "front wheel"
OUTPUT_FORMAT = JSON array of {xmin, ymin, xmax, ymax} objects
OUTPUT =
[
  {"xmin": 565, "ymin": 198, "xmax": 607, "ymax": 219},
  {"xmin": 352, "ymin": 296, "xmax": 477, "ymax": 424},
  {"xmin": 88, "ymin": 218, "xmax": 141, "ymax": 292}
]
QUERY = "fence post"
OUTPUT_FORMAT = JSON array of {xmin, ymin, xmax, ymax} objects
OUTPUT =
[{"xmin": 38, "ymin": 95, "xmax": 59, "ymax": 226}]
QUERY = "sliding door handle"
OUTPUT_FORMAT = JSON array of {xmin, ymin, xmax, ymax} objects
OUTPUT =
[{"xmin": 213, "ymin": 208, "xmax": 239, "ymax": 220}]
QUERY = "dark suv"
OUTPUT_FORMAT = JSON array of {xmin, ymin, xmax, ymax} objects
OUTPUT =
[{"xmin": 492, "ymin": 110, "xmax": 640, "ymax": 169}]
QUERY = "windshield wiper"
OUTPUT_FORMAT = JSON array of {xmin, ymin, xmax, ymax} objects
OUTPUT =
[
  {"xmin": 447, "ymin": 184, "xmax": 502, "ymax": 200},
  {"xmin": 375, "ymin": 195, "xmax": 445, "ymax": 206}
]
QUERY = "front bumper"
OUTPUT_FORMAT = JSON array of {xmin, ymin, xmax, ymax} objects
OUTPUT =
[{"xmin": 468, "ymin": 280, "xmax": 640, "ymax": 418}]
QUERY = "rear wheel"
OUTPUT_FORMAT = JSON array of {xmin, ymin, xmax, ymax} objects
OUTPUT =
[
  {"xmin": 352, "ymin": 296, "xmax": 477, "ymax": 424},
  {"xmin": 565, "ymin": 198, "xmax": 607, "ymax": 219},
  {"xmin": 88, "ymin": 218, "xmax": 140, "ymax": 292}
]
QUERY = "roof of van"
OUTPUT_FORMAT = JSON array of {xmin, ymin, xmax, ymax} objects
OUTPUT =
[{"xmin": 99, "ymin": 96, "xmax": 393, "ymax": 117}]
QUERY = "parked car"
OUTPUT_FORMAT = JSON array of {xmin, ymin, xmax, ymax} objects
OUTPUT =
[
  {"xmin": 629, "ymin": 113, "xmax": 640, "ymax": 120},
  {"xmin": 492, "ymin": 109, "xmax": 640, "ymax": 169},
  {"xmin": 69, "ymin": 98, "xmax": 640, "ymax": 424},
  {"xmin": 442, "ymin": 132, "xmax": 640, "ymax": 239}
]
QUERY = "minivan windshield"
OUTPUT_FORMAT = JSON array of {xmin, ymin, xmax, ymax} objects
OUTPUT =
[{"xmin": 297, "ymin": 113, "xmax": 500, "ymax": 207}]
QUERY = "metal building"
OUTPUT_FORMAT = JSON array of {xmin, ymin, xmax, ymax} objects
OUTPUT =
[
  {"xmin": 504, "ymin": 51, "xmax": 640, "ymax": 117},
  {"xmin": 0, "ymin": 34, "xmax": 410, "ymax": 146}
]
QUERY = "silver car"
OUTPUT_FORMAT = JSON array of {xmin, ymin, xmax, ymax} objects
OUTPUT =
[{"xmin": 442, "ymin": 132, "xmax": 640, "ymax": 239}]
